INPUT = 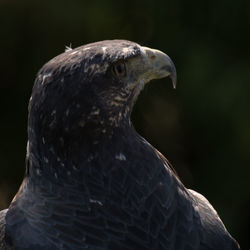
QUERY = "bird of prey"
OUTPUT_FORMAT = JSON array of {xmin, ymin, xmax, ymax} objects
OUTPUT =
[{"xmin": 0, "ymin": 40, "xmax": 240, "ymax": 249}]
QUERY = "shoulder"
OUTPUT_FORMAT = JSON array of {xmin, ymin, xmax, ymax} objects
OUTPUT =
[
  {"xmin": 0, "ymin": 209, "xmax": 8, "ymax": 249},
  {"xmin": 188, "ymin": 189, "xmax": 240, "ymax": 249}
]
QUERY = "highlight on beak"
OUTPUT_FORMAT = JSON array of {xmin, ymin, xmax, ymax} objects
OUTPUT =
[{"xmin": 142, "ymin": 46, "xmax": 177, "ymax": 89}]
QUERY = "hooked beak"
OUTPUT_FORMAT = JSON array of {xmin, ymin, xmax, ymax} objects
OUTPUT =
[{"xmin": 142, "ymin": 46, "xmax": 177, "ymax": 89}]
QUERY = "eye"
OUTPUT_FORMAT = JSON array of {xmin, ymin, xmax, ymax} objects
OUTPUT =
[{"xmin": 111, "ymin": 62, "xmax": 126, "ymax": 78}]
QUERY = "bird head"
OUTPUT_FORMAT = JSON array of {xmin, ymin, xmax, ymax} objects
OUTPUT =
[{"xmin": 28, "ymin": 40, "xmax": 176, "ymax": 162}]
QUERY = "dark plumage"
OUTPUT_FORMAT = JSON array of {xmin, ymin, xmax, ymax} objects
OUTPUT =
[{"xmin": 0, "ymin": 40, "xmax": 240, "ymax": 249}]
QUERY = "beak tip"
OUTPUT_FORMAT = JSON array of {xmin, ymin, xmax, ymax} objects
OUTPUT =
[
  {"xmin": 166, "ymin": 55, "xmax": 177, "ymax": 89},
  {"xmin": 170, "ymin": 72, "xmax": 177, "ymax": 89},
  {"xmin": 173, "ymin": 80, "xmax": 177, "ymax": 89}
]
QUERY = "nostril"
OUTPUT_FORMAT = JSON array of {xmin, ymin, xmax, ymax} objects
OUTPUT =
[{"xmin": 150, "ymin": 55, "xmax": 156, "ymax": 60}]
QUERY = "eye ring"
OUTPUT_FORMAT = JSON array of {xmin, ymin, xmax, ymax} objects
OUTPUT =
[{"xmin": 111, "ymin": 62, "xmax": 126, "ymax": 78}]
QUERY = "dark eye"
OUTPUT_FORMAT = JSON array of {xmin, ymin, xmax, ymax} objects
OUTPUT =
[{"xmin": 112, "ymin": 62, "xmax": 126, "ymax": 78}]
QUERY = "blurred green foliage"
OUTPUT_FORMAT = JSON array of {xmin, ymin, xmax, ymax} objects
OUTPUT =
[{"xmin": 0, "ymin": 0, "xmax": 249, "ymax": 247}]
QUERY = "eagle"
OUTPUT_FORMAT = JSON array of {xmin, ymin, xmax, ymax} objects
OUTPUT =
[{"xmin": 0, "ymin": 40, "xmax": 240, "ymax": 249}]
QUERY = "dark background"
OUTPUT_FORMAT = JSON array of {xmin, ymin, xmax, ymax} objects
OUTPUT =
[{"xmin": 0, "ymin": 0, "xmax": 249, "ymax": 248}]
